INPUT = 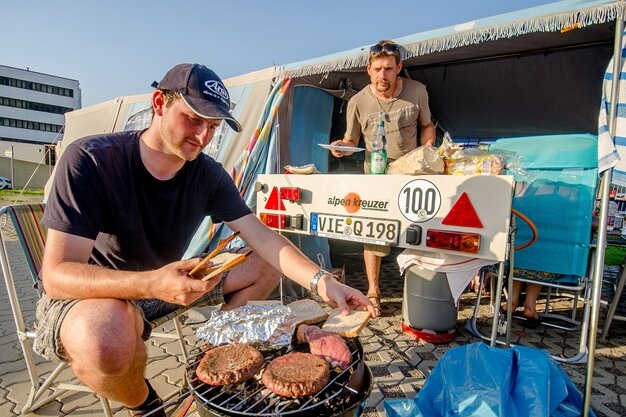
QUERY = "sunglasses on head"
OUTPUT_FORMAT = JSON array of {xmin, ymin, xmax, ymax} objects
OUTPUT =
[{"xmin": 370, "ymin": 43, "xmax": 399, "ymax": 54}]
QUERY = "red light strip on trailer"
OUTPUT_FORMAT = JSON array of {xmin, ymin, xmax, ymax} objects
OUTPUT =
[{"xmin": 425, "ymin": 229, "xmax": 481, "ymax": 254}]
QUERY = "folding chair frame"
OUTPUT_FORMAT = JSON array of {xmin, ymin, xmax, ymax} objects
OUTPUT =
[
  {"xmin": 601, "ymin": 256, "xmax": 626, "ymax": 339},
  {"xmin": 0, "ymin": 203, "xmax": 191, "ymax": 414},
  {"xmin": 465, "ymin": 219, "xmax": 594, "ymax": 364}
]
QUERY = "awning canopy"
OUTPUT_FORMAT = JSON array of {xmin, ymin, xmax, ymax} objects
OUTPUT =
[{"xmin": 279, "ymin": 0, "xmax": 625, "ymax": 140}]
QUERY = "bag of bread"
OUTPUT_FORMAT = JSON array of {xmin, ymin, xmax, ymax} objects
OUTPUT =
[
  {"xmin": 444, "ymin": 151, "xmax": 504, "ymax": 175},
  {"xmin": 386, "ymin": 145, "xmax": 444, "ymax": 175}
]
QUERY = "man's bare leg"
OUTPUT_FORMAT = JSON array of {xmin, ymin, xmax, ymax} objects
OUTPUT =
[
  {"xmin": 60, "ymin": 298, "xmax": 149, "ymax": 406},
  {"xmin": 221, "ymin": 252, "xmax": 281, "ymax": 310},
  {"xmin": 363, "ymin": 248, "xmax": 381, "ymax": 307}
]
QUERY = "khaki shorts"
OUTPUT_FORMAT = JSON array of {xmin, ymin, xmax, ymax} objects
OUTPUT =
[
  {"xmin": 33, "ymin": 278, "xmax": 226, "ymax": 363},
  {"xmin": 364, "ymin": 243, "xmax": 391, "ymax": 257}
]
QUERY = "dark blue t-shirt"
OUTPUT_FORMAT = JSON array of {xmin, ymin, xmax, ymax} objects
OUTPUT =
[{"xmin": 43, "ymin": 130, "xmax": 252, "ymax": 271}]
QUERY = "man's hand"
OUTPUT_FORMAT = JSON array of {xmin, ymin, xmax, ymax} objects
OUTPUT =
[
  {"xmin": 329, "ymin": 139, "xmax": 356, "ymax": 158},
  {"xmin": 151, "ymin": 258, "xmax": 222, "ymax": 306},
  {"xmin": 317, "ymin": 274, "xmax": 379, "ymax": 318}
]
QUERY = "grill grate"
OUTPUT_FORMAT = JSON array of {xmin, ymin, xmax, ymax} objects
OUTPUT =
[{"xmin": 186, "ymin": 337, "xmax": 370, "ymax": 417}]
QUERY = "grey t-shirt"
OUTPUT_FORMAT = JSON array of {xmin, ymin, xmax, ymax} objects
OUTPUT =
[{"xmin": 344, "ymin": 78, "xmax": 432, "ymax": 172}]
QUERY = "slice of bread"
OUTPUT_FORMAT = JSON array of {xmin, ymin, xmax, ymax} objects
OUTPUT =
[
  {"xmin": 196, "ymin": 251, "xmax": 250, "ymax": 281},
  {"xmin": 246, "ymin": 300, "xmax": 282, "ymax": 306},
  {"xmin": 208, "ymin": 251, "xmax": 242, "ymax": 265},
  {"xmin": 321, "ymin": 308, "xmax": 371, "ymax": 337},
  {"xmin": 287, "ymin": 299, "xmax": 328, "ymax": 325}
]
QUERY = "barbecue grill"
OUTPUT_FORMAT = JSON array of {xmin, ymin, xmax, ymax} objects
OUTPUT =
[{"xmin": 185, "ymin": 337, "xmax": 372, "ymax": 417}]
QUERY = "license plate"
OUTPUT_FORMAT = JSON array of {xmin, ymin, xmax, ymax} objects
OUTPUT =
[{"xmin": 310, "ymin": 213, "xmax": 400, "ymax": 245}]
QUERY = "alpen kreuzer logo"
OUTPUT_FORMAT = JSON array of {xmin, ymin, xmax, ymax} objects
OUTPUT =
[{"xmin": 204, "ymin": 80, "xmax": 229, "ymax": 103}]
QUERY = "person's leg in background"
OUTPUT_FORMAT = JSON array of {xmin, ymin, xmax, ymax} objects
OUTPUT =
[
  {"xmin": 364, "ymin": 245, "xmax": 387, "ymax": 315},
  {"xmin": 502, "ymin": 280, "xmax": 542, "ymax": 328},
  {"xmin": 522, "ymin": 282, "xmax": 542, "ymax": 320}
]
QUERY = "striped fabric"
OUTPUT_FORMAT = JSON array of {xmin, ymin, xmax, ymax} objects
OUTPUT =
[
  {"xmin": 4, "ymin": 203, "xmax": 189, "ymax": 331},
  {"xmin": 5, "ymin": 204, "xmax": 47, "ymax": 285},
  {"xmin": 598, "ymin": 29, "xmax": 625, "ymax": 180}
]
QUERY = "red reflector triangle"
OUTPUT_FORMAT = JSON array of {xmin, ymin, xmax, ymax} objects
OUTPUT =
[
  {"xmin": 442, "ymin": 192, "xmax": 483, "ymax": 228},
  {"xmin": 264, "ymin": 187, "xmax": 285, "ymax": 211}
]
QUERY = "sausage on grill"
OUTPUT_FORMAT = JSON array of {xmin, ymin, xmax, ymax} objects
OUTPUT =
[
  {"xmin": 195, "ymin": 343, "xmax": 263, "ymax": 386},
  {"xmin": 262, "ymin": 351, "xmax": 330, "ymax": 397}
]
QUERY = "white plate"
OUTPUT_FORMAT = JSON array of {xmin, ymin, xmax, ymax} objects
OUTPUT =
[{"xmin": 319, "ymin": 144, "xmax": 365, "ymax": 152}]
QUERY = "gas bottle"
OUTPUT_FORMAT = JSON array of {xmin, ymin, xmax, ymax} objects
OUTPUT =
[{"xmin": 402, "ymin": 264, "xmax": 458, "ymax": 343}]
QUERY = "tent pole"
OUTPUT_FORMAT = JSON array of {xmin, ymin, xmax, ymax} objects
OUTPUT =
[{"xmin": 583, "ymin": 16, "xmax": 625, "ymax": 417}]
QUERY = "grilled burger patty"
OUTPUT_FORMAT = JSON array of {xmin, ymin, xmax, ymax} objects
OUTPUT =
[
  {"xmin": 196, "ymin": 343, "xmax": 264, "ymax": 386},
  {"xmin": 262, "ymin": 351, "xmax": 330, "ymax": 397}
]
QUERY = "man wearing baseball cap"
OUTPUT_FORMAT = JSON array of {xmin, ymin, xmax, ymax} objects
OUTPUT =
[{"xmin": 35, "ymin": 63, "xmax": 378, "ymax": 416}]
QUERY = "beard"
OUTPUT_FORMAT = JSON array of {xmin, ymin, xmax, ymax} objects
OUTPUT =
[
  {"xmin": 158, "ymin": 118, "xmax": 204, "ymax": 162},
  {"xmin": 375, "ymin": 80, "xmax": 393, "ymax": 93}
]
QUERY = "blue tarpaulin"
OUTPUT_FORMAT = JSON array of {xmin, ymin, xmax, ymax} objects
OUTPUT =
[{"xmin": 384, "ymin": 343, "xmax": 594, "ymax": 417}]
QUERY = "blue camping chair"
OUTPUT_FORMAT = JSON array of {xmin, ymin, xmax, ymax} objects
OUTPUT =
[{"xmin": 466, "ymin": 134, "xmax": 598, "ymax": 364}]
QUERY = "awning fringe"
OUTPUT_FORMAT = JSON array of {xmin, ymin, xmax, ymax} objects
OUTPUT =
[{"xmin": 280, "ymin": 2, "xmax": 625, "ymax": 79}]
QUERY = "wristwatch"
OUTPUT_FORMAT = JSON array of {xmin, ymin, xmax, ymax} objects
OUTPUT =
[{"xmin": 310, "ymin": 269, "xmax": 332, "ymax": 296}]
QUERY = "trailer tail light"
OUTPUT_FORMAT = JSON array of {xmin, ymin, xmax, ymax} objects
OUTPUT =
[
  {"xmin": 425, "ymin": 229, "xmax": 480, "ymax": 254},
  {"xmin": 280, "ymin": 187, "xmax": 301, "ymax": 201},
  {"xmin": 259, "ymin": 213, "xmax": 288, "ymax": 229},
  {"xmin": 259, "ymin": 213, "xmax": 305, "ymax": 230}
]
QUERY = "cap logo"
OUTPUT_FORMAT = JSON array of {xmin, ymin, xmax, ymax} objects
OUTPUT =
[{"xmin": 204, "ymin": 80, "xmax": 230, "ymax": 103}]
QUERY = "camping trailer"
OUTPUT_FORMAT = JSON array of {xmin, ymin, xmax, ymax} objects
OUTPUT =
[{"xmin": 53, "ymin": 1, "xmax": 626, "ymax": 414}]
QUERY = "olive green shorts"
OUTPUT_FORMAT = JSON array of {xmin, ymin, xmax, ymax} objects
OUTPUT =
[{"xmin": 364, "ymin": 243, "xmax": 391, "ymax": 257}]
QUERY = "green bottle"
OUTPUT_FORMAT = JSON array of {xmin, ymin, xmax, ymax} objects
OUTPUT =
[{"xmin": 369, "ymin": 119, "xmax": 387, "ymax": 174}]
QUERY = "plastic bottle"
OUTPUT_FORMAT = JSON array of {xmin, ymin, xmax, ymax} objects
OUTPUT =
[{"xmin": 370, "ymin": 119, "xmax": 387, "ymax": 174}]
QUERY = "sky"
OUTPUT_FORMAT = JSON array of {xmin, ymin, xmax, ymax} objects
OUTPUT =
[{"xmin": 5, "ymin": 0, "xmax": 556, "ymax": 107}]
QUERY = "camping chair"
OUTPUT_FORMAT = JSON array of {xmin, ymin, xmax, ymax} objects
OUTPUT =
[
  {"xmin": 0, "ymin": 203, "xmax": 191, "ymax": 414},
  {"xmin": 466, "ymin": 134, "xmax": 598, "ymax": 364},
  {"xmin": 600, "ymin": 254, "xmax": 626, "ymax": 339}
]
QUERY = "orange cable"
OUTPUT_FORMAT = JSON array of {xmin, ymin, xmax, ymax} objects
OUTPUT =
[{"xmin": 511, "ymin": 208, "xmax": 538, "ymax": 250}]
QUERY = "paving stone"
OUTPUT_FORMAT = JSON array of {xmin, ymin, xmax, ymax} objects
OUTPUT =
[
  {"xmin": 363, "ymin": 388, "xmax": 384, "ymax": 411},
  {"xmin": 58, "ymin": 390, "xmax": 105, "ymax": 415},
  {"xmin": 20, "ymin": 399, "xmax": 64, "ymax": 416},
  {"xmin": 0, "ymin": 401, "xmax": 19, "ymax": 417},
  {"xmin": 2, "ymin": 249, "xmax": 626, "ymax": 416}
]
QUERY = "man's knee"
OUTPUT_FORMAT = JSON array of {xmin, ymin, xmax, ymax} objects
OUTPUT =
[
  {"xmin": 253, "ymin": 256, "xmax": 281, "ymax": 291},
  {"xmin": 222, "ymin": 252, "xmax": 281, "ymax": 300},
  {"xmin": 62, "ymin": 300, "xmax": 144, "ymax": 374}
]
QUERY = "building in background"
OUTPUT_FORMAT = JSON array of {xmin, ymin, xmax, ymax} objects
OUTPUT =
[{"xmin": 0, "ymin": 64, "xmax": 80, "ymax": 189}]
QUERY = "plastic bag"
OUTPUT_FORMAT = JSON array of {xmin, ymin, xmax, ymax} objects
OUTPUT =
[
  {"xmin": 444, "ymin": 150, "xmax": 505, "ymax": 175},
  {"xmin": 438, "ymin": 132, "xmax": 531, "ymax": 181},
  {"xmin": 386, "ymin": 145, "xmax": 445, "ymax": 175},
  {"xmin": 384, "ymin": 343, "xmax": 595, "ymax": 417}
]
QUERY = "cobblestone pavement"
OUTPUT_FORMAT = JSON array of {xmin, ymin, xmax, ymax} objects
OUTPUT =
[{"xmin": 1, "ymin": 235, "xmax": 626, "ymax": 416}]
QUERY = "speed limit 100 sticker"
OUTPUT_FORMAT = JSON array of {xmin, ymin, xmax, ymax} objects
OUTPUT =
[{"xmin": 398, "ymin": 179, "xmax": 442, "ymax": 222}]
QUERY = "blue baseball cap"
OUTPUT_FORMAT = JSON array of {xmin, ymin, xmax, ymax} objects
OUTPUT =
[{"xmin": 153, "ymin": 63, "xmax": 242, "ymax": 132}]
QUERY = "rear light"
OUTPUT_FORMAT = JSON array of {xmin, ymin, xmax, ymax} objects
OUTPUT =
[
  {"xmin": 259, "ymin": 213, "xmax": 288, "ymax": 229},
  {"xmin": 279, "ymin": 187, "xmax": 301, "ymax": 201},
  {"xmin": 425, "ymin": 229, "xmax": 480, "ymax": 254},
  {"xmin": 259, "ymin": 213, "xmax": 305, "ymax": 230}
]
